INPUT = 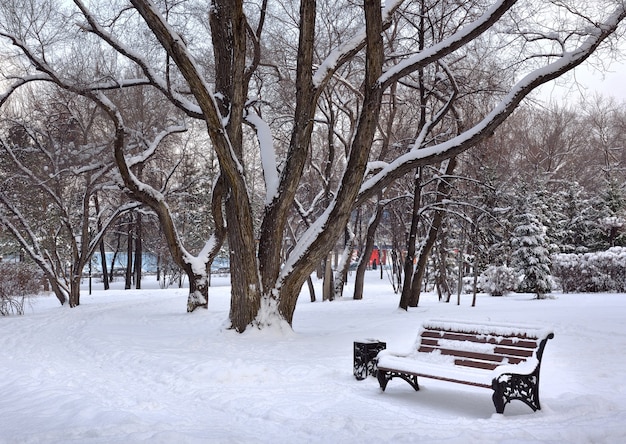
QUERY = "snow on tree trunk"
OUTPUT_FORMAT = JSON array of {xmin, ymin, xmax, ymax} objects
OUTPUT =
[{"xmin": 186, "ymin": 268, "xmax": 209, "ymax": 313}]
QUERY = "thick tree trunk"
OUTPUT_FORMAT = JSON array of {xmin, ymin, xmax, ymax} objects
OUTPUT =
[
  {"xmin": 256, "ymin": 0, "xmax": 318, "ymax": 298},
  {"xmin": 68, "ymin": 271, "xmax": 81, "ymax": 308},
  {"xmin": 226, "ymin": 195, "xmax": 262, "ymax": 330},
  {"xmin": 208, "ymin": 0, "xmax": 262, "ymax": 330},
  {"xmin": 185, "ymin": 263, "xmax": 209, "ymax": 312},
  {"xmin": 274, "ymin": 0, "xmax": 385, "ymax": 326},
  {"xmin": 399, "ymin": 169, "xmax": 423, "ymax": 310},
  {"xmin": 48, "ymin": 275, "xmax": 67, "ymax": 305}
]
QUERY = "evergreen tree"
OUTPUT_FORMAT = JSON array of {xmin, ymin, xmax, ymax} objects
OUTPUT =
[
  {"xmin": 512, "ymin": 210, "xmax": 553, "ymax": 299},
  {"xmin": 598, "ymin": 178, "xmax": 626, "ymax": 248},
  {"xmin": 556, "ymin": 182, "xmax": 596, "ymax": 253}
]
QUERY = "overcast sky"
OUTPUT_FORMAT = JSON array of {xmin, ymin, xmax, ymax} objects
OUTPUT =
[{"xmin": 536, "ymin": 51, "xmax": 626, "ymax": 104}]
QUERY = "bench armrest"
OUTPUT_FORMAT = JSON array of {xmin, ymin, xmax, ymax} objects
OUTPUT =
[{"xmin": 492, "ymin": 358, "xmax": 540, "ymax": 379}]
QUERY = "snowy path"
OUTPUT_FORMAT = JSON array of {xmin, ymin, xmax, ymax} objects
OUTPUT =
[{"xmin": 1, "ymin": 273, "xmax": 626, "ymax": 443}]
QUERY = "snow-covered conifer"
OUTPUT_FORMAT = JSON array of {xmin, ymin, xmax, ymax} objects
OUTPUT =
[{"xmin": 512, "ymin": 210, "xmax": 553, "ymax": 299}]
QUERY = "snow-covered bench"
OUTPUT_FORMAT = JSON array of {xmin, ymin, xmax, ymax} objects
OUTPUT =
[{"xmin": 375, "ymin": 319, "xmax": 554, "ymax": 413}]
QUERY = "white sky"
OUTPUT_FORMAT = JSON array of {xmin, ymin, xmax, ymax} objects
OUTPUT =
[
  {"xmin": 536, "ymin": 53, "xmax": 626, "ymax": 104},
  {"xmin": 542, "ymin": 69, "xmax": 625, "ymax": 104}
]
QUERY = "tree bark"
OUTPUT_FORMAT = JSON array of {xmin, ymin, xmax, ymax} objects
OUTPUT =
[
  {"xmin": 353, "ymin": 203, "xmax": 383, "ymax": 300},
  {"xmin": 93, "ymin": 194, "xmax": 109, "ymax": 290},
  {"xmin": 407, "ymin": 157, "xmax": 457, "ymax": 307},
  {"xmin": 68, "ymin": 265, "xmax": 81, "ymax": 307},
  {"xmin": 333, "ymin": 227, "xmax": 354, "ymax": 299},
  {"xmin": 210, "ymin": 0, "xmax": 261, "ymax": 330},
  {"xmin": 134, "ymin": 212, "xmax": 142, "ymax": 290},
  {"xmin": 125, "ymin": 215, "xmax": 133, "ymax": 290},
  {"xmin": 399, "ymin": 168, "xmax": 423, "ymax": 310},
  {"xmin": 274, "ymin": 0, "xmax": 385, "ymax": 325},
  {"xmin": 322, "ymin": 254, "xmax": 333, "ymax": 301}
]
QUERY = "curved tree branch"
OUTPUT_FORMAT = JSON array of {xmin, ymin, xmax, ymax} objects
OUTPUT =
[{"xmin": 356, "ymin": 4, "xmax": 626, "ymax": 207}]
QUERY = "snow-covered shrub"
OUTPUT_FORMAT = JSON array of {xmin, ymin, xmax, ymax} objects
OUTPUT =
[
  {"xmin": 552, "ymin": 247, "xmax": 626, "ymax": 293},
  {"xmin": 462, "ymin": 276, "xmax": 477, "ymax": 294},
  {"xmin": 479, "ymin": 265, "xmax": 519, "ymax": 296},
  {"xmin": 0, "ymin": 262, "xmax": 42, "ymax": 316}
]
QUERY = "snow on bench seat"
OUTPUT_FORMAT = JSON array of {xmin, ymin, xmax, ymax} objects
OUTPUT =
[{"xmin": 377, "ymin": 350, "xmax": 541, "ymax": 387}]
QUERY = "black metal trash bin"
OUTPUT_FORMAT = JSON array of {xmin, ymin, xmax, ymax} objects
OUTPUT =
[{"xmin": 353, "ymin": 339, "xmax": 386, "ymax": 380}]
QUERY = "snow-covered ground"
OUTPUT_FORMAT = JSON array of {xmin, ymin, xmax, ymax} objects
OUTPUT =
[{"xmin": 1, "ymin": 271, "xmax": 625, "ymax": 443}]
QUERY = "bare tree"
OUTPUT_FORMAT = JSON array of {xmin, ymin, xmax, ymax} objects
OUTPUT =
[
  {"xmin": 0, "ymin": 90, "xmax": 137, "ymax": 306},
  {"xmin": 1, "ymin": 0, "xmax": 624, "ymax": 330}
]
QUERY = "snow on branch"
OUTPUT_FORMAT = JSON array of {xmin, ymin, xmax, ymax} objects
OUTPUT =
[
  {"xmin": 0, "ymin": 75, "xmax": 52, "ymax": 108},
  {"xmin": 183, "ymin": 237, "xmax": 218, "ymax": 277},
  {"xmin": 313, "ymin": 30, "xmax": 367, "ymax": 88},
  {"xmin": 0, "ymin": 138, "xmax": 65, "ymax": 211},
  {"xmin": 86, "ymin": 201, "xmax": 142, "ymax": 258},
  {"xmin": 129, "ymin": 0, "xmax": 245, "ymax": 180},
  {"xmin": 378, "ymin": 0, "xmax": 517, "ymax": 87},
  {"xmin": 126, "ymin": 124, "xmax": 187, "ymax": 168},
  {"xmin": 294, "ymin": 189, "xmax": 326, "ymax": 225},
  {"xmin": 0, "ymin": 195, "xmax": 47, "ymax": 264},
  {"xmin": 357, "ymin": 3, "xmax": 626, "ymax": 205},
  {"xmin": 72, "ymin": 0, "xmax": 203, "ymax": 118},
  {"xmin": 365, "ymin": 160, "xmax": 389, "ymax": 176},
  {"xmin": 312, "ymin": 0, "xmax": 405, "ymax": 88},
  {"xmin": 245, "ymin": 111, "xmax": 279, "ymax": 204}
]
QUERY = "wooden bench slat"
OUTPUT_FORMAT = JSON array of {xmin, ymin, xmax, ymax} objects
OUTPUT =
[
  {"xmin": 422, "ymin": 326, "xmax": 540, "ymax": 340},
  {"xmin": 419, "ymin": 342, "xmax": 535, "ymax": 360},
  {"xmin": 453, "ymin": 359, "xmax": 500, "ymax": 370},
  {"xmin": 418, "ymin": 347, "xmax": 527, "ymax": 366},
  {"xmin": 421, "ymin": 331, "xmax": 539, "ymax": 349},
  {"xmin": 420, "ymin": 338, "xmax": 538, "ymax": 354},
  {"xmin": 418, "ymin": 346, "xmax": 507, "ymax": 363},
  {"xmin": 493, "ymin": 346, "xmax": 534, "ymax": 357}
]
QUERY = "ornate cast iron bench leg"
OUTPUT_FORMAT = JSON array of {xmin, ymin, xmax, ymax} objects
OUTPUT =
[
  {"xmin": 377, "ymin": 369, "xmax": 390, "ymax": 390},
  {"xmin": 377, "ymin": 369, "xmax": 420, "ymax": 392},
  {"xmin": 492, "ymin": 369, "xmax": 541, "ymax": 414}
]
